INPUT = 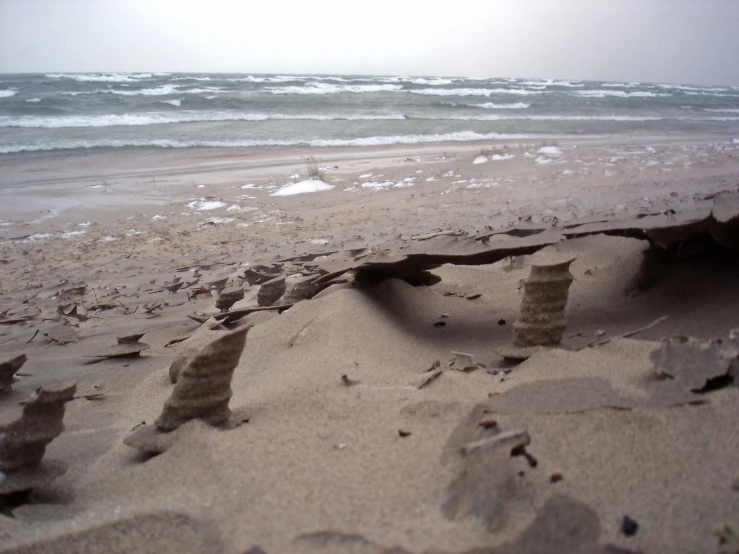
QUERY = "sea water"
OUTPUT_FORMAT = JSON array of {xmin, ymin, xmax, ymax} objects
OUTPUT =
[{"xmin": 1, "ymin": 73, "xmax": 738, "ymax": 156}]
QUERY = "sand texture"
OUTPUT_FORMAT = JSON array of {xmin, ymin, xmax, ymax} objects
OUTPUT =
[{"xmin": 1, "ymin": 135, "xmax": 739, "ymax": 553}]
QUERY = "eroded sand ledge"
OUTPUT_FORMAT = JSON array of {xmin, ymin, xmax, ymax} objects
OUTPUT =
[{"xmin": 0, "ymin": 135, "xmax": 738, "ymax": 553}]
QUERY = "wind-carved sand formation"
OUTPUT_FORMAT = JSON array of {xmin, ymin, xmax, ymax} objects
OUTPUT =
[
  {"xmin": 496, "ymin": 253, "xmax": 576, "ymax": 361},
  {"xmin": 124, "ymin": 326, "xmax": 249, "ymax": 453},
  {"xmin": 0, "ymin": 353, "xmax": 27, "ymax": 393},
  {"xmin": 0, "ymin": 382, "xmax": 76, "ymax": 501}
]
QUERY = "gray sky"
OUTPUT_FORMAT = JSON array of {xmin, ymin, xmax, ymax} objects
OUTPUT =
[{"xmin": 1, "ymin": 0, "xmax": 737, "ymax": 86}]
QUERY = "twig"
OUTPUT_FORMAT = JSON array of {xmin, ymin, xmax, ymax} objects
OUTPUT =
[
  {"xmin": 92, "ymin": 287, "xmax": 99, "ymax": 305},
  {"xmin": 26, "ymin": 329, "xmax": 40, "ymax": 344},
  {"xmin": 577, "ymin": 315, "xmax": 670, "ymax": 351}
]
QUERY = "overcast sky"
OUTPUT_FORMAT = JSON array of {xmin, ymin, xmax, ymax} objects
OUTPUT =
[{"xmin": 1, "ymin": 0, "xmax": 737, "ymax": 86}]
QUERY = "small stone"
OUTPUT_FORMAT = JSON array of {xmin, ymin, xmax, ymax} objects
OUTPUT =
[
  {"xmin": 550, "ymin": 473, "xmax": 564, "ymax": 483},
  {"xmin": 621, "ymin": 515, "xmax": 639, "ymax": 537},
  {"xmin": 398, "ymin": 430, "xmax": 412, "ymax": 438},
  {"xmin": 498, "ymin": 319, "xmax": 507, "ymax": 325}
]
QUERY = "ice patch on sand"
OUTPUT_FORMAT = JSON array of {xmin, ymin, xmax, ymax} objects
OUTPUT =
[
  {"xmin": 473, "ymin": 155, "xmax": 488, "ymax": 164},
  {"xmin": 226, "ymin": 204, "xmax": 256, "ymax": 212},
  {"xmin": 311, "ymin": 238, "xmax": 330, "ymax": 245},
  {"xmin": 186, "ymin": 199, "xmax": 228, "ymax": 210},
  {"xmin": 151, "ymin": 214, "xmax": 168, "ymax": 220},
  {"xmin": 538, "ymin": 146, "xmax": 563, "ymax": 157},
  {"xmin": 535, "ymin": 156, "xmax": 554, "ymax": 165},
  {"xmin": 491, "ymin": 153, "xmax": 515, "ymax": 161},
  {"xmin": 271, "ymin": 179, "xmax": 334, "ymax": 196},
  {"xmin": 361, "ymin": 181, "xmax": 395, "ymax": 189},
  {"xmin": 197, "ymin": 217, "xmax": 234, "ymax": 228},
  {"xmin": 240, "ymin": 184, "xmax": 261, "ymax": 189}
]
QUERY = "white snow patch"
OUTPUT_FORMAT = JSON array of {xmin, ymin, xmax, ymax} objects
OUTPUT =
[
  {"xmin": 271, "ymin": 179, "xmax": 334, "ymax": 196},
  {"xmin": 535, "ymin": 156, "xmax": 554, "ymax": 165},
  {"xmin": 310, "ymin": 238, "xmax": 329, "ymax": 245},
  {"xmin": 240, "ymin": 183, "xmax": 262, "ymax": 189},
  {"xmin": 473, "ymin": 155, "xmax": 488, "ymax": 164},
  {"xmin": 151, "ymin": 214, "xmax": 168, "ymax": 220},
  {"xmin": 226, "ymin": 204, "xmax": 256, "ymax": 212},
  {"xmin": 491, "ymin": 154, "xmax": 515, "ymax": 161},
  {"xmin": 186, "ymin": 199, "xmax": 228, "ymax": 210},
  {"xmin": 361, "ymin": 181, "xmax": 395, "ymax": 189},
  {"xmin": 538, "ymin": 146, "xmax": 563, "ymax": 157},
  {"xmin": 198, "ymin": 217, "xmax": 234, "ymax": 227}
]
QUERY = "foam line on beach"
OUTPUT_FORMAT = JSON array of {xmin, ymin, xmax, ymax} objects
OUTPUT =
[{"xmin": 0, "ymin": 131, "xmax": 564, "ymax": 154}]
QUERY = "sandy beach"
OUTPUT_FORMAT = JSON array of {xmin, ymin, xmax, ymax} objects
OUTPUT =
[{"xmin": 1, "ymin": 133, "xmax": 739, "ymax": 554}]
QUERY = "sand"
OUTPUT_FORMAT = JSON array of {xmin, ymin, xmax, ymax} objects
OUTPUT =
[{"xmin": 1, "ymin": 133, "xmax": 739, "ymax": 553}]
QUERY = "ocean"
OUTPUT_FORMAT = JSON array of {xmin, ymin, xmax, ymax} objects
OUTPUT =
[{"xmin": 1, "ymin": 72, "xmax": 738, "ymax": 156}]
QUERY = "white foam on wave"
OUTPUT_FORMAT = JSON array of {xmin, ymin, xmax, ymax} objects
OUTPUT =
[
  {"xmin": 0, "ymin": 131, "xmax": 561, "ymax": 155},
  {"xmin": 410, "ymin": 88, "xmax": 545, "ymax": 96},
  {"xmin": 26, "ymin": 97, "xmax": 41, "ymax": 103},
  {"xmin": 46, "ymin": 73, "xmax": 152, "ymax": 83},
  {"xmin": 0, "ymin": 89, "xmax": 18, "ymax": 98},
  {"xmin": 656, "ymin": 84, "xmax": 727, "ymax": 92},
  {"xmin": 521, "ymin": 79, "xmax": 583, "ymax": 87},
  {"xmin": 432, "ymin": 114, "xmax": 662, "ymax": 122},
  {"xmin": 406, "ymin": 77, "xmax": 454, "ymax": 86},
  {"xmin": 267, "ymin": 83, "xmax": 403, "ymax": 94},
  {"xmin": 172, "ymin": 76, "xmax": 212, "ymax": 81},
  {"xmin": 160, "ymin": 99, "xmax": 182, "ymax": 107},
  {"xmin": 271, "ymin": 179, "xmax": 334, "ymax": 196},
  {"xmin": 0, "ymin": 111, "xmax": 407, "ymax": 128},
  {"xmin": 703, "ymin": 108, "xmax": 739, "ymax": 113},
  {"xmin": 575, "ymin": 90, "xmax": 671, "ymax": 98},
  {"xmin": 472, "ymin": 102, "xmax": 530, "ymax": 109}
]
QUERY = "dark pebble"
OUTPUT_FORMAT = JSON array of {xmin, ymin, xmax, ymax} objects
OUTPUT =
[{"xmin": 621, "ymin": 515, "xmax": 639, "ymax": 536}]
